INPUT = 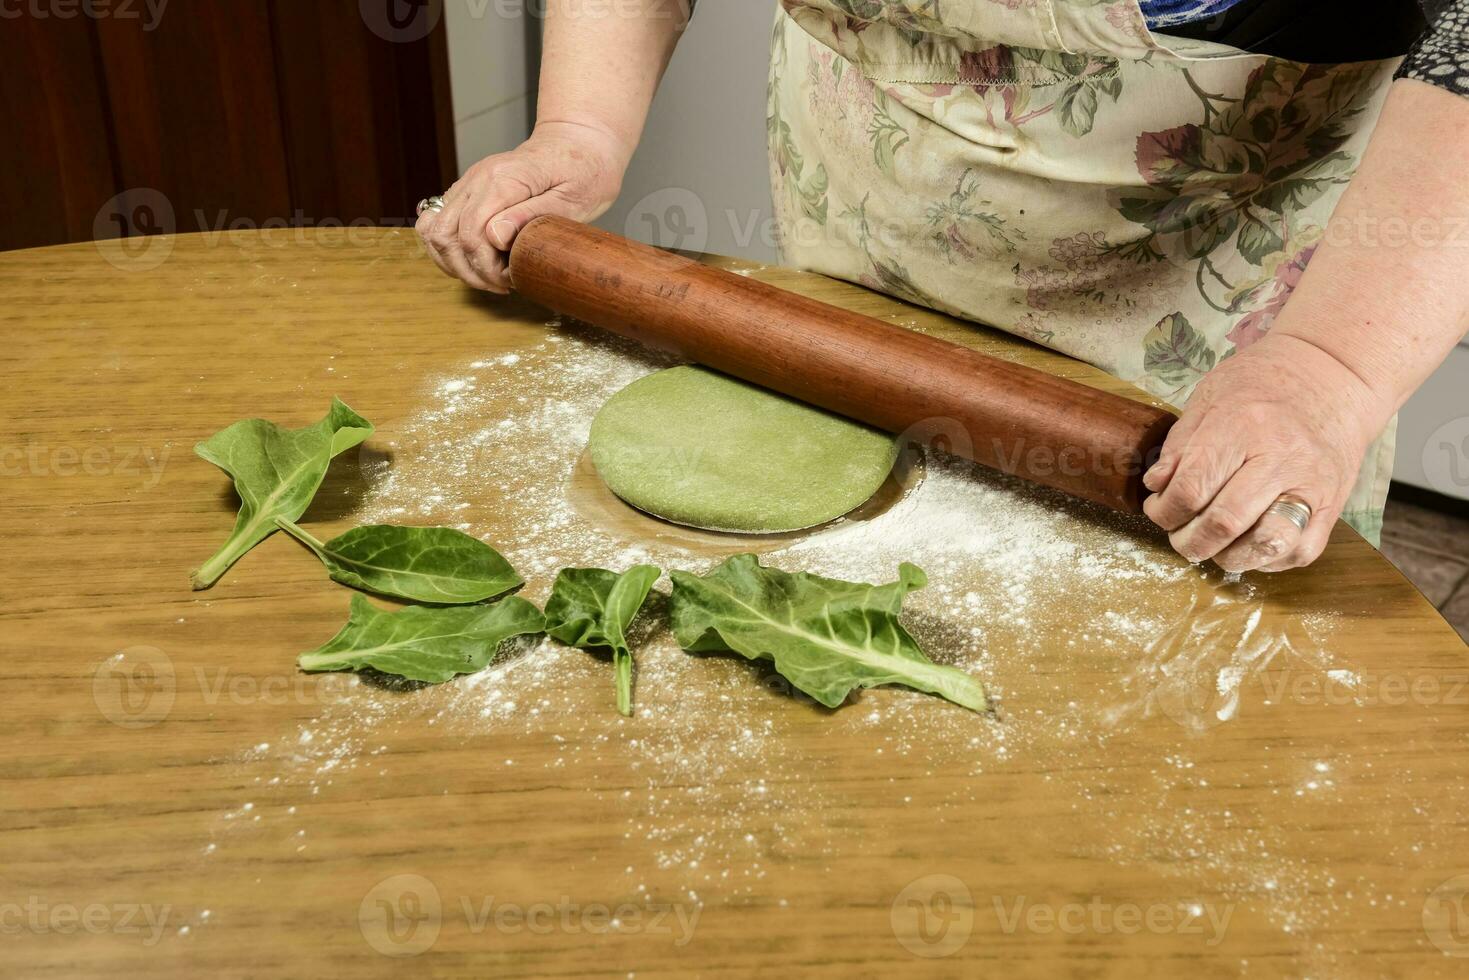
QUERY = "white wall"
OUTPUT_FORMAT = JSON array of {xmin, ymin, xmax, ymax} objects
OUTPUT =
[
  {"xmin": 443, "ymin": 0, "xmax": 777, "ymax": 261},
  {"xmin": 598, "ymin": 1, "xmax": 779, "ymax": 262},
  {"xmin": 443, "ymin": 0, "xmax": 534, "ymax": 172},
  {"xmin": 1394, "ymin": 342, "xmax": 1469, "ymax": 502}
]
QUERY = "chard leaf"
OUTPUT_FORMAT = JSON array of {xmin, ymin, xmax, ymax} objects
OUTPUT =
[
  {"xmin": 544, "ymin": 566, "xmax": 661, "ymax": 716},
  {"xmin": 298, "ymin": 593, "xmax": 546, "ymax": 683},
  {"xmin": 275, "ymin": 519, "xmax": 521, "ymax": 604},
  {"xmin": 191, "ymin": 399, "xmax": 373, "ymax": 590},
  {"xmin": 669, "ymin": 555, "xmax": 988, "ymax": 713}
]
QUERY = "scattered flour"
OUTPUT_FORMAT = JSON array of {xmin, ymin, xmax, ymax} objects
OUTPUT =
[{"xmin": 210, "ymin": 321, "xmax": 1440, "ymax": 965}]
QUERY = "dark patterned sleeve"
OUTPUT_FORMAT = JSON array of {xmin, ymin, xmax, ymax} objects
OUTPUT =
[{"xmin": 1398, "ymin": 0, "xmax": 1469, "ymax": 96}]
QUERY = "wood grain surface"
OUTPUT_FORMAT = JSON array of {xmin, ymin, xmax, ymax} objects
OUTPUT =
[{"xmin": 2, "ymin": 228, "xmax": 1467, "ymax": 978}]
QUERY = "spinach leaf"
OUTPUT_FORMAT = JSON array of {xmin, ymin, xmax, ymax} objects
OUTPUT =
[
  {"xmin": 544, "ymin": 566, "xmax": 661, "ymax": 716},
  {"xmin": 669, "ymin": 555, "xmax": 988, "ymax": 713},
  {"xmin": 191, "ymin": 399, "xmax": 373, "ymax": 590},
  {"xmin": 275, "ymin": 519, "xmax": 522, "ymax": 604},
  {"xmin": 298, "ymin": 593, "xmax": 546, "ymax": 683}
]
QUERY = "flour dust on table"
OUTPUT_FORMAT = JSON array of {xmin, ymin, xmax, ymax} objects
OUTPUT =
[
  {"xmin": 202, "ymin": 321, "xmax": 1415, "ymax": 964},
  {"xmin": 349, "ymin": 320, "xmax": 1353, "ymax": 727}
]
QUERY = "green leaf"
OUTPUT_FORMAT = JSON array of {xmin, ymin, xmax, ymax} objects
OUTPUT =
[
  {"xmin": 1179, "ymin": 202, "xmax": 1238, "ymax": 259},
  {"xmin": 297, "ymin": 593, "xmax": 546, "ymax": 683},
  {"xmin": 1144, "ymin": 312, "xmax": 1217, "ymax": 387},
  {"xmin": 191, "ymin": 399, "xmax": 373, "ymax": 590},
  {"xmin": 868, "ymin": 91, "xmax": 910, "ymax": 179},
  {"xmin": 768, "ymin": 107, "xmax": 805, "ymax": 181},
  {"xmin": 545, "ymin": 565, "xmax": 662, "ymax": 716},
  {"xmin": 1057, "ymin": 82, "xmax": 1100, "ymax": 138},
  {"xmin": 797, "ymin": 163, "xmax": 830, "ymax": 225},
  {"xmin": 275, "ymin": 520, "xmax": 522, "ymax": 605},
  {"xmin": 1236, "ymin": 210, "xmax": 1285, "ymax": 264},
  {"xmin": 1115, "ymin": 192, "xmax": 1172, "ymax": 226},
  {"xmin": 1253, "ymin": 173, "xmax": 1341, "ymax": 213},
  {"xmin": 668, "ymin": 555, "xmax": 988, "ymax": 713},
  {"xmin": 1117, "ymin": 191, "xmax": 1237, "ymax": 257}
]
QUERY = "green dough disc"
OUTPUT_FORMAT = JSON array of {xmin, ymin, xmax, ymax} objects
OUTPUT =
[{"xmin": 588, "ymin": 366, "xmax": 900, "ymax": 533}]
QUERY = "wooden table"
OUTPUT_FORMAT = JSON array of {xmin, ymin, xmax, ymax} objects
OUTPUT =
[{"xmin": 3, "ymin": 228, "xmax": 1467, "ymax": 978}]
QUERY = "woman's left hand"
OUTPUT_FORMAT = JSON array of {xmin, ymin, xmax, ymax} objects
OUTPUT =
[{"xmin": 1141, "ymin": 333, "xmax": 1391, "ymax": 573}]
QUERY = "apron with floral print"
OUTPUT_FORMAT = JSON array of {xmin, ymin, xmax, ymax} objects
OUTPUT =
[{"xmin": 767, "ymin": 0, "xmax": 1400, "ymax": 543}]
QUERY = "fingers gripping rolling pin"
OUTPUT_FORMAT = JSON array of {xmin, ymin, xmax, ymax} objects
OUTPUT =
[{"xmin": 509, "ymin": 216, "xmax": 1176, "ymax": 512}]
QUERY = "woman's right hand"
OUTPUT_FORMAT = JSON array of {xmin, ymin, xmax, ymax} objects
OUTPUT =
[{"xmin": 415, "ymin": 121, "xmax": 632, "ymax": 294}]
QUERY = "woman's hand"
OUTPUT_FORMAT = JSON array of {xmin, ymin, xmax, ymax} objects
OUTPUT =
[
  {"xmin": 1141, "ymin": 334, "xmax": 1392, "ymax": 573},
  {"xmin": 1144, "ymin": 79, "xmax": 1469, "ymax": 574},
  {"xmin": 414, "ymin": 121, "xmax": 632, "ymax": 294},
  {"xmin": 414, "ymin": 0, "xmax": 690, "ymax": 291}
]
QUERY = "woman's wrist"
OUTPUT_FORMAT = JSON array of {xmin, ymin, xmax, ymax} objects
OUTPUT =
[
  {"xmin": 534, "ymin": 0, "xmax": 687, "ymax": 191},
  {"xmin": 1252, "ymin": 331, "xmax": 1397, "ymax": 447},
  {"xmin": 530, "ymin": 118, "xmax": 638, "ymax": 174}
]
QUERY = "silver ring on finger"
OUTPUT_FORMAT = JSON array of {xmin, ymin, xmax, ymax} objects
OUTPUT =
[
  {"xmin": 416, "ymin": 195, "xmax": 447, "ymax": 217},
  {"xmin": 1265, "ymin": 495, "xmax": 1312, "ymax": 532}
]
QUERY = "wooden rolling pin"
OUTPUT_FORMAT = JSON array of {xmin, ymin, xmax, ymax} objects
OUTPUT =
[{"xmin": 509, "ymin": 216, "xmax": 1176, "ymax": 512}]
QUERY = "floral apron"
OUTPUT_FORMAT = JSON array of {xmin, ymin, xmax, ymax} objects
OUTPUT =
[{"xmin": 767, "ymin": 0, "xmax": 1399, "ymax": 543}]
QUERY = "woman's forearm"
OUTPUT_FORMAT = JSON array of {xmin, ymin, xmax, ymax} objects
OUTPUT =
[
  {"xmin": 536, "ymin": 0, "xmax": 691, "ymax": 167},
  {"xmin": 412, "ymin": 1, "xmax": 689, "ymax": 292},
  {"xmin": 1144, "ymin": 78, "xmax": 1469, "ymax": 570},
  {"xmin": 1267, "ymin": 78, "xmax": 1469, "ymax": 425}
]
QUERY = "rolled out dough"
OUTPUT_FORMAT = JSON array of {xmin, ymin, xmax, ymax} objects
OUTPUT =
[{"xmin": 587, "ymin": 366, "xmax": 899, "ymax": 533}]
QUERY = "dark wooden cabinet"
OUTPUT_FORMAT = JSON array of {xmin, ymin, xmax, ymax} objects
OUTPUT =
[{"xmin": 1, "ymin": 1, "xmax": 456, "ymax": 252}]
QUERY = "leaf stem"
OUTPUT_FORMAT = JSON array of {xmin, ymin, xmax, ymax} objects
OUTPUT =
[
  {"xmin": 615, "ymin": 652, "xmax": 633, "ymax": 717},
  {"xmin": 273, "ymin": 517, "xmax": 328, "ymax": 556},
  {"xmin": 190, "ymin": 538, "xmax": 252, "ymax": 590},
  {"xmin": 614, "ymin": 655, "xmax": 631, "ymax": 717}
]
